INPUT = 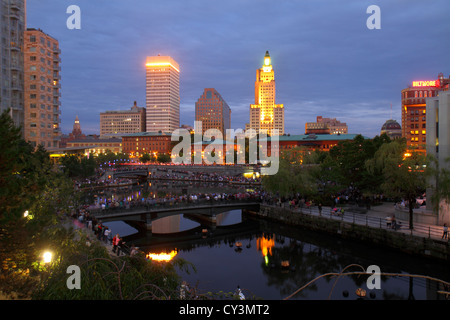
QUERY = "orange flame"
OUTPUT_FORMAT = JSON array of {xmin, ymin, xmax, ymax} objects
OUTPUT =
[{"xmin": 146, "ymin": 250, "xmax": 177, "ymax": 262}]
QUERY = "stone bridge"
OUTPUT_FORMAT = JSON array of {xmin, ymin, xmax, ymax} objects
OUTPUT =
[{"xmin": 89, "ymin": 199, "xmax": 260, "ymax": 233}]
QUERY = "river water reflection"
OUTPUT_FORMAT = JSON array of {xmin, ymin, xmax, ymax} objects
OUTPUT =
[
  {"xmin": 84, "ymin": 182, "xmax": 450, "ymax": 300},
  {"xmin": 104, "ymin": 209, "xmax": 450, "ymax": 300}
]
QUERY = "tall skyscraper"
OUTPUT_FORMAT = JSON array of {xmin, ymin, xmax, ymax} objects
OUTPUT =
[
  {"xmin": 145, "ymin": 55, "xmax": 180, "ymax": 133},
  {"xmin": 195, "ymin": 88, "xmax": 231, "ymax": 137},
  {"xmin": 0, "ymin": 0, "xmax": 26, "ymax": 129},
  {"xmin": 248, "ymin": 51, "xmax": 284, "ymax": 136},
  {"xmin": 24, "ymin": 28, "xmax": 61, "ymax": 149}
]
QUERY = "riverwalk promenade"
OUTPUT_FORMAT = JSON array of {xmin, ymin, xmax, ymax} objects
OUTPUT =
[{"xmin": 251, "ymin": 201, "xmax": 450, "ymax": 261}]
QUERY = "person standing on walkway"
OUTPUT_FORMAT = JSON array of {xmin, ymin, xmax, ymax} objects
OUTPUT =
[
  {"xmin": 103, "ymin": 227, "xmax": 111, "ymax": 243},
  {"xmin": 442, "ymin": 224, "xmax": 448, "ymax": 239},
  {"xmin": 117, "ymin": 237, "xmax": 125, "ymax": 256},
  {"xmin": 318, "ymin": 203, "xmax": 322, "ymax": 216},
  {"xmin": 112, "ymin": 234, "xmax": 119, "ymax": 253}
]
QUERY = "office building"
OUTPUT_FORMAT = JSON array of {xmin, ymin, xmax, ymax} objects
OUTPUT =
[
  {"xmin": 65, "ymin": 137, "xmax": 122, "ymax": 155},
  {"xmin": 145, "ymin": 55, "xmax": 180, "ymax": 133},
  {"xmin": 248, "ymin": 51, "xmax": 284, "ymax": 136},
  {"xmin": 24, "ymin": 28, "xmax": 61, "ymax": 149},
  {"xmin": 426, "ymin": 90, "xmax": 450, "ymax": 224},
  {"xmin": 401, "ymin": 73, "xmax": 449, "ymax": 153},
  {"xmin": 195, "ymin": 88, "xmax": 231, "ymax": 138},
  {"xmin": 100, "ymin": 101, "xmax": 146, "ymax": 137},
  {"xmin": 305, "ymin": 116, "xmax": 348, "ymax": 135},
  {"xmin": 0, "ymin": 0, "xmax": 26, "ymax": 129},
  {"xmin": 122, "ymin": 131, "xmax": 172, "ymax": 158}
]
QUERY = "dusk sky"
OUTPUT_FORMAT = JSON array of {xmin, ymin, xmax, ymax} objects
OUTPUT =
[{"xmin": 26, "ymin": 0, "xmax": 450, "ymax": 138}]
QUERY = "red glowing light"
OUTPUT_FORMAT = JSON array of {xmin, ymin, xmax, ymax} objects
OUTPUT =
[{"xmin": 412, "ymin": 80, "xmax": 439, "ymax": 87}]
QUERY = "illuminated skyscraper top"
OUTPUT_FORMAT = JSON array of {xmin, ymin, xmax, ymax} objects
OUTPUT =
[
  {"xmin": 248, "ymin": 51, "xmax": 284, "ymax": 136},
  {"xmin": 145, "ymin": 55, "xmax": 180, "ymax": 133}
]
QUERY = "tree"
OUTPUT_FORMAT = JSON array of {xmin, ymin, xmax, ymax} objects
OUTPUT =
[
  {"xmin": 60, "ymin": 154, "xmax": 96, "ymax": 179},
  {"xmin": 366, "ymin": 140, "xmax": 428, "ymax": 229},
  {"xmin": 262, "ymin": 147, "xmax": 320, "ymax": 200},
  {"xmin": 427, "ymin": 155, "xmax": 450, "ymax": 219},
  {"xmin": 157, "ymin": 153, "xmax": 171, "ymax": 163},
  {"xmin": 324, "ymin": 134, "xmax": 391, "ymax": 195},
  {"xmin": 139, "ymin": 153, "xmax": 155, "ymax": 164},
  {"xmin": 0, "ymin": 109, "xmax": 78, "ymax": 298}
]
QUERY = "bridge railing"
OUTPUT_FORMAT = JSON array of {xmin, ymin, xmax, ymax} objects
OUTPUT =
[{"xmin": 88, "ymin": 197, "xmax": 261, "ymax": 216}]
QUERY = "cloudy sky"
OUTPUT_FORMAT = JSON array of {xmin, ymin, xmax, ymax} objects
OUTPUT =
[{"xmin": 26, "ymin": 0, "xmax": 450, "ymax": 138}]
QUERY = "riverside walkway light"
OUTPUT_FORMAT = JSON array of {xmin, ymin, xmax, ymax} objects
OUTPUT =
[{"xmin": 43, "ymin": 251, "xmax": 53, "ymax": 264}]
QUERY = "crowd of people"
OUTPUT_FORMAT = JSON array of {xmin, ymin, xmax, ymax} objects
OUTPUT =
[
  {"xmin": 72, "ymin": 207, "xmax": 133, "ymax": 256},
  {"xmin": 149, "ymin": 170, "xmax": 261, "ymax": 185}
]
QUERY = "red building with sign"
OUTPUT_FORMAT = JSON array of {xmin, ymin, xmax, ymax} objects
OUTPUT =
[{"xmin": 401, "ymin": 73, "xmax": 449, "ymax": 153}]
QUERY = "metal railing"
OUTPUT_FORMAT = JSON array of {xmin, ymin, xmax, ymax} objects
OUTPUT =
[
  {"xmin": 88, "ymin": 198, "xmax": 261, "ymax": 216},
  {"xmin": 263, "ymin": 202, "xmax": 447, "ymax": 241}
]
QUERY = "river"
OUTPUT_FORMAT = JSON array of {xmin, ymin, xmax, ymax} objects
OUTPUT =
[
  {"xmin": 81, "ymin": 181, "xmax": 450, "ymax": 300},
  {"xmin": 103, "ymin": 209, "xmax": 450, "ymax": 300}
]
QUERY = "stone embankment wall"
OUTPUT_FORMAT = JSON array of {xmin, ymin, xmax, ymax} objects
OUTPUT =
[{"xmin": 245, "ymin": 205, "xmax": 450, "ymax": 261}]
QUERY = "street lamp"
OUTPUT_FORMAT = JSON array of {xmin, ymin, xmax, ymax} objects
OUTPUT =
[{"xmin": 43, "ymin": 251, "xmax": 53, "ymax": 264}]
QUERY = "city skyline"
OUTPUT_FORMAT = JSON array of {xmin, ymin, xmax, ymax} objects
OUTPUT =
[{"xmin": 25, "ymin": 1, "xmax": 450, "ymax": 138}]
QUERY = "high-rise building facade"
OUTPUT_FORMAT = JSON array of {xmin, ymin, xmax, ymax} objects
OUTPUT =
[
  {"xmin": 0, "ymin": 0, "xmax": 26, "ymax": 129},
  {"xmin": 145, "ymin": 55, "xmax": 180, "ymax": 133},
  {"xmin": 426, "ymin": 90, "xmax": 450, "ymax": 222},
  {"xmin": 100, "ymin": 101, "xmax": 146, "ymax": 137},
  {"xmin": 401, "ymin": 73, "xmax": 449, "ymax": 153},
  {"xmin": 195, "ymin": 88, "xmax": 231, "ymax": 137},
  {"xmin": 248, "ymin": 51, "xmax": 284, "ymax": 136},
  {"xmin": 23, "ymin": 28, "xmax": 61, "ymax": 149}
]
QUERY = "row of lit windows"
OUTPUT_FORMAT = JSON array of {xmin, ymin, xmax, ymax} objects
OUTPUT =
[
  {"xmin": 410, "ymin": 130, "xmax": 426, "ymax": 135},
  {"xmin": 126, "ymin": 137, "xmax": 169, "ymax": 141}
]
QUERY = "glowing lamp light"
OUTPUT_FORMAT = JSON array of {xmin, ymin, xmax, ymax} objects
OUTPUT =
[
  {"xmin": 43, "ymin": 251, "xmax": 53, "ymax": 263},
  {"xmin": 145, "ymin": 62, "xmax": 180, "ymax": 73}
]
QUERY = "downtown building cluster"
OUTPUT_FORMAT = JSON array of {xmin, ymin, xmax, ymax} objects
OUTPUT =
[
  {"xmin": 0, "ymin": 0, "xmax": 61, "ymax": 149},
  {"xmin": 1, "ymin": 0, "xmax": 448, "ymax": 171}
]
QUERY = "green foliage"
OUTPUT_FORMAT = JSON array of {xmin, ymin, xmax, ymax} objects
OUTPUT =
[
  {"xmin": 366, "ymin": 139, "xmax": 428, "ymax": 228},
  {"xmin": 139, "ymin": 153, "xmax": 153, "ymax": 163},
  {"xmin": 324, "ymin": 134, "xmax": 392, "ymax": 193},
  {"xmin": 59, "ymin": 154, "xmax": 96, "ymax": 178},
  {"xmin": 0, "ymin": 109, "xmax": 81, "ymax": 298},
  {"xmin": 96, "ymin": 151, "xmax": 129, "ymax": 166},
  {"xmin": 262, "ymin": 147, "xmax": 321, "ymax": 198},
  {"xmin": 33, "ymin": 239, "xmax": 192, "ymax": 300},
  {"xmin": 420, "ymin": 155, "xmax": 450, "ymax": 213},
  {"xmin": 157, "ymin": 153, "xmax": 171, "ymax": 163},
  {"xmin": 0, "ymin": 110, "xmax": 54, "ymax": 221}
]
